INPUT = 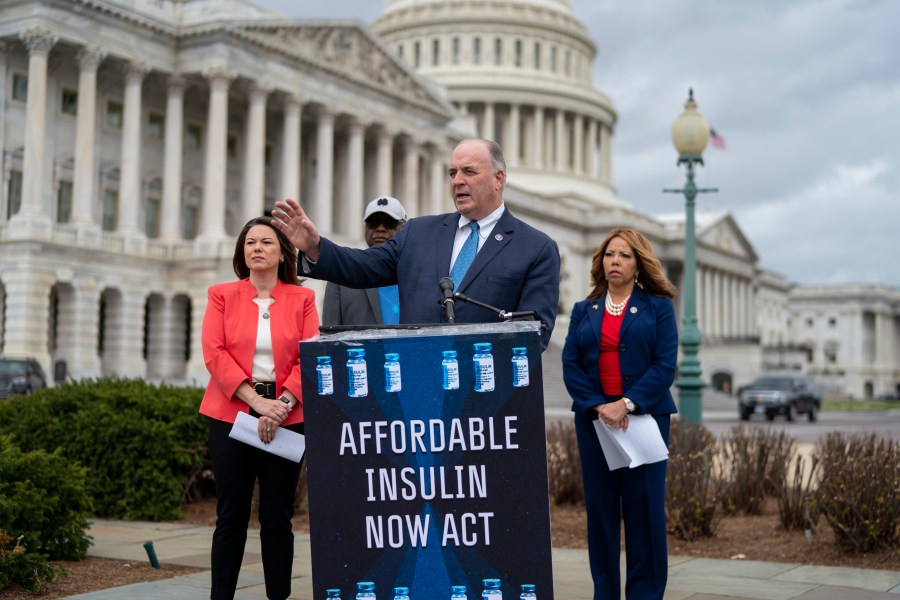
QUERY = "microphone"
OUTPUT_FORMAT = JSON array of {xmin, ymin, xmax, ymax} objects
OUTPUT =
[{"xmin": 439, "ymin": 277, "xmax": 456, "ymax": 323}]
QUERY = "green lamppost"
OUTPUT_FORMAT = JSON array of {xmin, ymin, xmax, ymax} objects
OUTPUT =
[{"xmin": 664, "ymin": 89, "xmax": 718, "ymax": 424}]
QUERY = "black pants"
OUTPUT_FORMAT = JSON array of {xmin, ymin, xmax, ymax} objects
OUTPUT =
[{"xmin": 207, "ymin": 417, "xmax": 304, "ymax": 600}]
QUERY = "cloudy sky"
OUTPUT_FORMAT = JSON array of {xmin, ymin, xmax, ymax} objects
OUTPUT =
[{"xmin": 256, "ymin": 0, "xmax": 900, "ymax": 287}]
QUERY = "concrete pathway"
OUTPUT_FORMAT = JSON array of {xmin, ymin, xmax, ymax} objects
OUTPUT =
[{"xmin": 65, "ymin": 519, "xmax": 900, "ymax": 599}]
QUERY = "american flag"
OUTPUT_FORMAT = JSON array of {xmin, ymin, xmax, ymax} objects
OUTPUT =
[{"xmin": 710, "ymin": 128, "xmax": 727, "ymax": 150}]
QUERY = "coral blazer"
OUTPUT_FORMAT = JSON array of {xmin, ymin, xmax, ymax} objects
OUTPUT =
[{"xmin": 200, "ymin": 278, "xmax": 319, "ymax": 425}]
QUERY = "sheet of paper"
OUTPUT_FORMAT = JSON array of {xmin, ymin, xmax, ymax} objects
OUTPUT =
[
  {"xmin": 228, "ymin": 411, "xmax": 306, "ymax": 463},
  {"xmin": 593, "ymin": 413, "xmax": 669, "ymax": 470}
]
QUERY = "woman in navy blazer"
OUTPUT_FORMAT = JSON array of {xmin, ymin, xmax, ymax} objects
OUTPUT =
[{"xmin": 562, "ymin": 228, "xmax": 679, "ymax": 600}]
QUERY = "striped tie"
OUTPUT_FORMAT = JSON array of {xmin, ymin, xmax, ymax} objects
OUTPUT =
[{"xmin": 450, "ymin": 221, "xmax": 480, "ymax": 286}]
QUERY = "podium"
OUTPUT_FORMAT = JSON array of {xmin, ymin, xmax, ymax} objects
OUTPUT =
[{"xmin": 300, "ymin": 321, "xmax": 554, "ymax": 600}]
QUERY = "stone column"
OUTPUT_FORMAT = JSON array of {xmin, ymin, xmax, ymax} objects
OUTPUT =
[
  {"xmin": 71, "ymin": 46, "xmax": 107, "ymax": 230},
  {"xmin": 572, "ymin": 113, "xmax": 584, "ymax": 174},
  {"xmin": 13, "ymin": 27, "xmax": 58, "ymax": 229},
  {"xmin": 600, "ymin": 123, "xmax": 613, "ymax": 185},
  {"xmin": 159, "ymin": 76, "xmax": 185, "ymax": 240},
  {"xmin": 429, "ymin": 146, "xmax": 445, "ymax": 214},
  {"xmin": 0, "ymin": 267, "xmax": 53, "ymax": 370},
  {"xmin": 118, "ymin": 60, "xmax": 151, "ymax": 236},
  {"xmin": 401, "ymin": 137, "xmax": 420, "ymax": 217},
  {"xmin": 532, "ymin": 106, "xmax": 544, "ymax": 169},
  {"xmin": 200, "ymin": 67, "xmax": 235, "ymax": 242},
  {"xmin": 482, "ymin": 102, "xmax": 495, "ymax": 141},
  {"xmin": 375, "ymin": 126, "xmax": 394, "ymax": 197},
  {"xmin": 554, "ymin": 110, "xmax": 566, "ymax": 171},
  {"xmin": 279, "ymin": 95, "xmax": 303, "ymax": 202},
  {"xmin": 241, "ymin": 82, "xmax": 270, "ymax": 224},
  {"xmin": 587, "ymin": 118, "xmax": 599, "ymax": 178},
  {"xmin": 507, "ymin": 103, "xmax": 520, "ymax": 168},
  {"xmin": 340, "ymin": 117, "xmax": 365, "ymax": 235},
  {"xmin": 313, "ymin": 108, "xmax": 335, "ymax": 233}
]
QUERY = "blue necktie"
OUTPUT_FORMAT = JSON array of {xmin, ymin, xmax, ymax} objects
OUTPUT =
[{"xmin": 450, "ymin": 221, "xmax": 480, "ymax": 286}]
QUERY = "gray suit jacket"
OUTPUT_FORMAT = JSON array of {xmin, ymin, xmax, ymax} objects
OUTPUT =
[{"xmin": 322, "ymin": 283, "xmax": 382, "ymax": 327}]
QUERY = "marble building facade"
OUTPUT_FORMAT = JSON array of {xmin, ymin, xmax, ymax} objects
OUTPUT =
[{"xmin": 0, "ymin": 0, "xmax": 896, "ymax": 399}]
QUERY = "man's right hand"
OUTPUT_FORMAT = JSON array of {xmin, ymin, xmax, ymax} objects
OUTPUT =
[{"xmin": 272, "ymin": 198, "xmax": 321, "ymax": 262}]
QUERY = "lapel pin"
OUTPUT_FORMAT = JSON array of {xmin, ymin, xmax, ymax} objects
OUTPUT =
[
  {"xmin": 494, "ymin": 234, "xmax": 503, "ymax": 241},
  {"xmin": 592, "ymin": 304, "xmax": 599, "ymax": 310},
  {"xmin": 630, "ymin": 306, "xmax": 638, "ymax": 314}
]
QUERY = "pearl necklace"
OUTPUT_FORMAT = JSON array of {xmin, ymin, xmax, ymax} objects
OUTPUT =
[{"xmin": 605, "ymin": 292, "xmax": 631, "ymax": 316}]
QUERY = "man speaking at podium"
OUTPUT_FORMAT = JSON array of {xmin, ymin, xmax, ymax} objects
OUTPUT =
[{"xmin": 273, "ymin": 138, "xmax": 560, "ymax": 350}]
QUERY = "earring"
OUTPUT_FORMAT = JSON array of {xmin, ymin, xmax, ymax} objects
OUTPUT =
[{"xmin": 279, "ymin": 257, "xmax": 284, "ymax": 263}]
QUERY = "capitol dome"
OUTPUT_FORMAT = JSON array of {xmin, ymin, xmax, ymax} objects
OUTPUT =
[{"xmin": 373, "ymin": 0, "xmax": 620, "ymax": 208}]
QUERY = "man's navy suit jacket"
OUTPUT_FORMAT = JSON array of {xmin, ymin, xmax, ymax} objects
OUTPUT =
[{"xmin": 306, "ymin": 208, "xmax": 560, "ymax": 349}]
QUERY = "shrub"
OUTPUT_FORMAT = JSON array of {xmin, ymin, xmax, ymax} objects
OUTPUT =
[
  {"xmin": 665, "ymin": 420, "xmax": 721, "ymax": 541},
  {"xmin": 0, "ymin": 378, "xmax": 207, "ymax": 521},
  {"xmin": 0, "ymin": 435, "xmax": 93, "ymax": 561},
  {"xmin": 546, "ymin": 421, "xmax": 584, "ymax": 505},
  {"xmin": 718, "ymin": 427, "xmax": 793, "ymax": 515},
  {"xmin": 777, "ymin": 451, "xmax": 819, "ymax": 532},
  {"xmin": 815, "ymin": 432, "xmax": 900, "ymax": 553},
  {"xmin": 0, "ymin": 530, "xmax": 64, "ymax": 593}
]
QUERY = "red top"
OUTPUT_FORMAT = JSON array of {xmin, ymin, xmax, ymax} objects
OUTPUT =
[{"xmin": 598, "ymin": 300, "xmax": 627, "ymax": 396}]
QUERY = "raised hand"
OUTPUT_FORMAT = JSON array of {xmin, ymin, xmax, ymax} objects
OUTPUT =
[{"xmin": 272, "ymin": 198, "xmax": 322, "ymax": 261}]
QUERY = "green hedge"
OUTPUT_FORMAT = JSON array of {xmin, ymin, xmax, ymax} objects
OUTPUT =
[{"xmin": 0, "ymin": 378, "xmax": 207, "ymax": 521}]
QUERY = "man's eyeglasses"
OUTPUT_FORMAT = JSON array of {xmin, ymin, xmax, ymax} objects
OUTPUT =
[{"xmin": 365, "ymin": 216, "xmax": 400, "ymax": 230}]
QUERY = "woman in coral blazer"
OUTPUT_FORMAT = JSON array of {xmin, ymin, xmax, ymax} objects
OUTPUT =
[
  {"xmin": 200, "ymin": 215, "xmax": 319, "ymax": 600},
  {"xmin": 562, "ymin": 228, "xmax": 678, "ymax": 600}
]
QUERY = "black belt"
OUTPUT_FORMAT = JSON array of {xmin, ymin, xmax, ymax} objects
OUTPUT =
[{"xmin": 252, "ymin": 381, "xmax": 277, "ymax": 399}]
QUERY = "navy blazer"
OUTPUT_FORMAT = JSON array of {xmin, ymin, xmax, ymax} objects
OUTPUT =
[
  {"xmin": 306, "ymin": 208, "xmax": 560, "ymax": 349},
  {"xmin": 562, "ymin": 287, "xmax": 679, "ymax": 417}
]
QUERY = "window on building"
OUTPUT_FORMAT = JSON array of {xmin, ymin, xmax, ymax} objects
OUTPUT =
[
  {"xmin": 494, "ymin": 38, "xmax": 503, "ymax": 65},
  {"xmin": 414, "ymin": 41, "xmax": 421, "ymax": 68},
  {"xmin": 550, "ymin": 46, "xmax": 557, "ymax": 72},
  {"xmin": 397, "ymin": 44, "xmax": 404, "ymax": 60},
  {"xmin": 57, "ymin": 180, "xmax": 73, "ymax": 223},
  {"xmin": 102, "ymin": 189, "xmax": 118, "ymax": 230},
  {"xmin": 12, "ymin": 73, "xmax": 28, "ymax": 102},
  {"xmin": 181, "ymin": 203, "xmax": 199, "ymax": 240},
  {"xmin": 828, "ymin": 317, "xmax": 837, "ymax": 327},
  {"xmin": 148, "ymin": 112, "xmax": 164, "ymax": 139},
  {"xmin": 106, "ymin": 100, "xmax": 123, "ymax": 128},
  {"xmin": 452, "ymin": 37, "xmax": 460, "ymax": 65},
  {"xmin": 564, "ymin": 49, "xmax": 571, "ymax": 76},
  {"xmin": 227, "ymin": 134, "xmax": 238, "ymax": 159},
  {"xmin": 824, "ymin": 340, "xmax": 838, "ymax": 364},
  {"xmin": 534, "ymin": 42, "xmax": 541, "ymax": 69},
  {"xmin": 514, "ymin": 40, "xmax": 522, "ymax": 67},
  {"xmin": 6, "ymin": 170, "xmax": 23, "ymax": 218},
  {"xmin": 432, "ymin": 38, "xmax": 440, "ymax": 66},
  {"xmin": 473, "ymin": 37, "xmax": 482, "ymax": 65},
  {"xmin": 805, "ymin": 317, "xmax": 814, "ymax": 327},
  {"xmin": 61, "ymin": 88, "xmax": 78, "ymax": 115},
  {"xmin": 145, "ymin": 196, "xmax": 161, "ymax": 238},
  {"xmin": 186, "ymin": 124, "xmax": 202, "ymax": 149}
]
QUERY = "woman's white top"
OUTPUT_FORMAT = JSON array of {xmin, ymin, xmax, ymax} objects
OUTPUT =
[{"xmin": 251, "ymin": 297, "xmax": 276, "ymax": 383}]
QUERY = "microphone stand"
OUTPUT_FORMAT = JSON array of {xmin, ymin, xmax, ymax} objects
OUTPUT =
[{"xmin": 453, "ymin": 292, "xmax": 536, "ymax": 322}]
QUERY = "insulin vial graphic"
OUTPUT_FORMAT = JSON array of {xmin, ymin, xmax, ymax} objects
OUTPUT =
[
  {"xmin": 450, "ymin": 585, "xmax": 468, "ymax": 599},
  {"xmin": 481, "ymin": 578, "xmax": 502, "ymax": 600},
  {"xmin": 473, "ymin": 343, "xmax": 495, "ymax": 392},
  {"xmin": 316, "ymin": 356, "xmax": 334, "ymax": 395},
  {"xmin": 325, "ymin": 590, "xmax": 342, "ymax": 599},
  {"xmin": 346, "ymin": 348, "xmax": 368, "ymax": 398},
  {"xmin": 519, "ymin": 583, "xmax": 537, "ymax": 599},
  {"xmin": 392, "ymin": 587, "xmax": 410, "ymax": 600},
  {"xmin": 511, "ymin": 346, "xmax": 530, "ymax": 387},
  {"xmin": 384, "ymin": 353, "xmax": 402, "ymax": 393},
  {"xmin": 442, "ymin": 350, "xmax": 460, "ymax": 390},
  {"xmin": 355, "ymin": 581, "xmax": 376, "ymax": 599}
]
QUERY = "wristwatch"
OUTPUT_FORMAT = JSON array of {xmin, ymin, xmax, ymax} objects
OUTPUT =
[
  {"xmin": 623, "ymin": 397, "xmax": 636, "ymax": 413},
  {"xmin": 278, "ymin": 395, "xmax": 292, "ymax": 409}
]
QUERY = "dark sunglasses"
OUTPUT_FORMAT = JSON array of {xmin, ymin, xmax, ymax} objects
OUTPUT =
[{"xmin": 365, "ymin": 216, "xmax": 400, "ymax": 229}]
